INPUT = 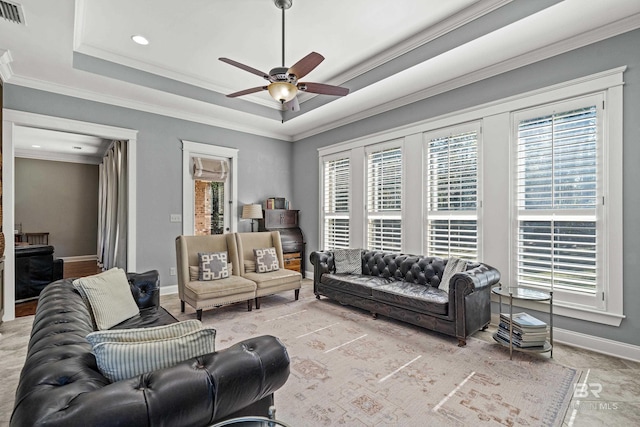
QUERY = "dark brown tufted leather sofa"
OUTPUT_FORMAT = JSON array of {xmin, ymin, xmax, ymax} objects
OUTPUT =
[
  {"xmin": 10, "ymin": 271, "xmax": 290, "ymax": 427},
  {"xmin": 310, "ymin": 250, "xmax": 500, "ymax": 346}
]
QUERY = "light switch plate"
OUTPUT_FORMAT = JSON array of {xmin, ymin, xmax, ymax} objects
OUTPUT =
[{"xmin": 170, "ymin": 214, "xmax": 182, "ymax": 223}]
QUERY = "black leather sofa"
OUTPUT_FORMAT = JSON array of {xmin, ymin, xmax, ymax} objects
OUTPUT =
[
  {"xmin": 15, "ymin": 245, "xmax": 64, "ymax": 301},
  {"xmin": 310, "ymin": 250, "xmax": 501, "ymax": 346},
  {"xmin": 11, "ymin": 271, "xmax": 290, "ymax": 427}
]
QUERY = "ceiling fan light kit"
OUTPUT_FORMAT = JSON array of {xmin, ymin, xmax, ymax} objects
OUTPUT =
[{"xmin": 219, "ymin": 0, "xmax": 349, "ymax": 113}]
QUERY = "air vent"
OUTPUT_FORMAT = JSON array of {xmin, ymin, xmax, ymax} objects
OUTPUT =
[{"xmin": 0, "ymin": 0, "xmax": 25, "ymax": 25}]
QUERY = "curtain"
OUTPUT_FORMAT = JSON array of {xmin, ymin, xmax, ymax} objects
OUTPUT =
[
  {"xmin": 192, "ymin": 157, "xmax": 228, "ymax": 182},
  {"xmin": 98, "ymin": 140, "xmax": 128, "ymax": 270}
]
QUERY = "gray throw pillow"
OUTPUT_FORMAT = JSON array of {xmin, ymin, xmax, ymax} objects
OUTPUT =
[
  {"xmin": 254, "ymin": 247, "xmax": 279, "ymax": 273},
  {"xmin": 333, "ymin": 248, "xmax": 362, "ymax": 274},
  {"xmin": 440, "ymin": 257, "xmax": 467, "ymax": 293},
  {"xmin": 198, "ymin": 252, "xmax": 229, "ymax": 280}
]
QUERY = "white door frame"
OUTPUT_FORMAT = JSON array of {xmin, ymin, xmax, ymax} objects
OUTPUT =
[
  {"xmin": 181, "ymin": 140, "xmax": 238, "ymax": 235},
  {"xmin": 2, "ymin": 110, "xmax": 138, "ymax": 321}
]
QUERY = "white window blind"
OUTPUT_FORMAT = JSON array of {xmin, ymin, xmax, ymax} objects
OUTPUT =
[
  {"xmin": 425, "ymin": 129, "xmax": 478, "ymax": 260},
  {"xmin": 516, "ymin": 103, "xmax": 599, "ymax": 296},
  {"xmin": 323, "ymin": 157, "xmax": 350, "ymax": 249},
  {"xmin": 367, "ymin": 145, "xmax": 402, "ymax": 252}
]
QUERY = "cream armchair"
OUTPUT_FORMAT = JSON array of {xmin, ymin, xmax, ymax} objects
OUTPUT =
[
  {"xmin": 175, "ymin": 234, "xmax": 257, "ymax": 320},
  {"xmin": 235, "ymin": 231, "xmax": 302, "ymax": 308}
]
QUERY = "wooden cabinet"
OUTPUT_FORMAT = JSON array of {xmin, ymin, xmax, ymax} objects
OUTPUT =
[{"xmin": 259, "ymin": 209, "xmax": 305, "ymax": 274}]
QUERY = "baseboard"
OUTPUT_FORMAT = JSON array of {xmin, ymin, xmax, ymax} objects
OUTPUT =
[
  {"xmin": 554, "ymin": 327, "xmax": 640, "ymax": 362},
  {"xmin": 160, "ymin": 284, "xmax": 178, "ymax": 296},
  {"xmin": 58, "ymin": 255, "xmax": 97, "ymax": 262}
]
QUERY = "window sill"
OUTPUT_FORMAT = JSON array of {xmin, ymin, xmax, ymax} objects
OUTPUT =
[{"xmin": 491, "ymin": 294, "xmax": 624, "ymax": 327}]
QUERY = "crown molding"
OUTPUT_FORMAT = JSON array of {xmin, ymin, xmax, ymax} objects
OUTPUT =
[
  {"xmin": 292, "ymin": 13, "xmax": 640, "ymax": 141},
  {"xmin": 0, "ymin": 49, "xmax": 14, "ymax": 81},
  {"xmin": 6, "ymin": 74, "xmax": 294, "ymax": 141}
]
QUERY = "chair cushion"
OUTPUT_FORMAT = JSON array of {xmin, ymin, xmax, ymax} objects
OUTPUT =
[
  {"xmin": 72, "ymin": 268, "xmax": 140, "ymax": 330},
  {"xmin": 184, "ymin": 276, "xmax": 257, "ymax": 301},
  {"xmin": 243, "ymin": 269, "xmax": 301, "ymax": 290},
  {"xmin": 91, "ymin": 327, "xmax": 216, "ymax": 382},
  {"xmin": 198, "ymin": 252, "xmax": 229, "ymax": 280},
  {"xmin": 254, "ymin": 247, "xmax": 279, "ymax": 272}
]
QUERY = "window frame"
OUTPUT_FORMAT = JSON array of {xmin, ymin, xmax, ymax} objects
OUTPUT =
[{"xmin": 423, "ymin": 122, "xmax": 482, "ymax": 261}]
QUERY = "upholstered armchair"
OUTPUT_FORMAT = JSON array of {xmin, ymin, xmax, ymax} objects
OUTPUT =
[
  {"xmin": 175, "ymin": 234, "xmax": 257, "ymax": 320},
  {"xmin": 235, "ymin": 231, "xmax": 302, "ymax": 308}
]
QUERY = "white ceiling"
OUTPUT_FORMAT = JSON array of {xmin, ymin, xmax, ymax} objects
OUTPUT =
[{"xmin": 1, "ymin": 0, "xmax": 640, "ymax": 146}]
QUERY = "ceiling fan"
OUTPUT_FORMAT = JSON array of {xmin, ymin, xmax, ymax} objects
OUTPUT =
[{"xmin": 219, "ymin": 0, "xmax": 349, "ymax": 112}]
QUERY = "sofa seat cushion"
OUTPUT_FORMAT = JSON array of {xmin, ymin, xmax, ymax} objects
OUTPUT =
[
  {"xmin": 110, "ymin": 306, "xmax": 178, "ymax": 330},
  {"xmin": 184, "ymin": 276, "xmax": 257, "ymax": 301},
  {"xmin": 243, "ymin": 269, "xmax": 301, "ymax": 290},
  {"xmin": 371, "ymin": 282, "xmax": 449, "ymax": 315},
  {"xmin": 321, "ymin": 273, "xmax": 393, "ymax": 297}
]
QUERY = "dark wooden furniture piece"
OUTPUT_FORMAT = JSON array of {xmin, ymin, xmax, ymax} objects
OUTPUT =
[{"xmin": 259, "ymin": 209, "xmax": 305, "ymax": 274}]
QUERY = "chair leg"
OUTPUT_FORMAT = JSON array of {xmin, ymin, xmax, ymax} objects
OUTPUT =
[
  {"xmin": 248, "ymin": 299, "xmax": 253, "ymax": 311},
  {"xmin": 294, "ymin": 289, "xmax": 300, "ymax": 300},
  {"xmin": 255, "ymin": 297, "xmax": 261, "ymax": 309},
  {"xmin": 180, "ymin": 300, "xmax": 185, "ymax": 313},
  {"xmin": 197, "ymin": 309, "xmax": 203, "ymax": 321}
]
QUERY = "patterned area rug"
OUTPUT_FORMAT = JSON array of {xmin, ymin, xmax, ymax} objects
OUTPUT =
[{"xmin": 164, "ymin": 283, "xmax": 579, "ymax": 426}]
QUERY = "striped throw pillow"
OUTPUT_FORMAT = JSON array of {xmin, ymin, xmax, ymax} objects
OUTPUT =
[
  {"xmin": 73, "ymin": 268, "xmax": 140, "ymax": 330},
  {"xmin": 86, "ymin": 320, "xmax": 204, "ymax": 345},
  {"xmin": 91, "ymin": 327, "xmax": 216, "ymax": 382}
]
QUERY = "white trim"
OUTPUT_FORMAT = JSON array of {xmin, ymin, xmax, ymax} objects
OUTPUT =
[
  {"xmin": 14, "ymin": 148, "xmax": 103, "ymax": 165},
  {"xmin": 181, "ymin": 140, "xmax": 239, "ymax": 236},
  {"xmin": 58, "ymin": 255, "xmax": 98, "ymax": 263},
  {"xmin": 2, "ymin": 109, "xmax": 138, "ymax": 322},
  {"xmin": 554, "ymin": 328, "xmax": 640, "ymax": 363},
  {"xmin": 160, "ymin": 284, "xmax": 178, "ymax": 296},
  {"xmin": 0, "ymin": 49, "xmax": 13, "ymax": 81}
]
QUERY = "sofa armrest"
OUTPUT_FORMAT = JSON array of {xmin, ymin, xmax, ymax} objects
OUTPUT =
[
  {"xmin": 127, "ymin": 270, "xmax": 160, "ymax": 310},
  {"xmin": 450, "ymin": 263, "xmax": 501, "ymax": 344},
  {"xmin": 310, "ymin": 250, "xmax": 334, "ymax": 293},
  {"xmin": 10, "ymin": 335, "xmax": 290, "ymax": 427}
]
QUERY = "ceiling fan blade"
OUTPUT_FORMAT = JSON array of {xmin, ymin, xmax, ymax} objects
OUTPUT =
[
  {"xmin": 288, "ymin": 52, "xmax": 324, "ymax": 79},
  {"xmin": 226, "ymin": 86, "xmax": 268, "ymax": 98},
  {"xmin": 219, "ymin": 58, "xmax": 271, "ymax": 80},
  {"xmin": 284, "ymin": 96, "xmax": 300, "ymax": 112},
  {"xmin": 298, "ymin": 82, "xmax": 349, "ymax": 96}
]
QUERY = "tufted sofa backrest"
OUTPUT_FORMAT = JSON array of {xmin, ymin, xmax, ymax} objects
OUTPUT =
[{"xmin": 361, "ymin": 251, "xmax": 448, "ymax": 287}]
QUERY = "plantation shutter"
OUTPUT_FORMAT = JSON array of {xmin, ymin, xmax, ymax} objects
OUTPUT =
[
  {"xmin": 323, "ymin": 157, "xmax": 350, "ymax": 249},
  {"xmin": 425, "ymin": 129, "xmax": 478, "ymax": 260},
  {"xmin": 366, "ymin": 144, "xmax": 402, "ymax": 252},
  {"xmin": 516, "ymin": 104, "xmax": 599, "ymax": 294}
]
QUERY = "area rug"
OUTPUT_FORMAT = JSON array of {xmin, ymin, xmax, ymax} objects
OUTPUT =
[{"xmin": 164, "ymin": 283, "xmax": 579, "ymax": 427}]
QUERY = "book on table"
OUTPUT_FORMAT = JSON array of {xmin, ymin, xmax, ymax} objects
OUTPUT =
[
  {"xmin": 495, "ymin": 330, "xmax": 546, "ymax": 348},
  {"xmin": 500, "ymin": 312, "xmax": 547, "ymax": 330},
  {"xmin": 498, "ymin": 322, "xmax": 548, "ymax": 340}
]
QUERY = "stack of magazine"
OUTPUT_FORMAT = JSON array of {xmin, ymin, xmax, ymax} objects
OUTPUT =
[{"xmin": 497, "ymin": 312, "xmax": 547, "ymax": 348}]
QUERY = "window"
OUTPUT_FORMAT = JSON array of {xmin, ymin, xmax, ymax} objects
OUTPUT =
[
  {"xmin": 424, "ymin": 125, "xmax": 479, "ymax": 260},
  {"xmin": 322, "ymin": 156, "xmax": 350, "ymax": 249},
  {"xmin": 366, "ymin": 143, "xmax": 402, "ymax": 252},
  {"xmin": 194, "ymin": 181, "xmax": 225, "ymax": 235},
  {"xmin": 514, "ymin": 95, "xmax": 603, "ymax": 309}
]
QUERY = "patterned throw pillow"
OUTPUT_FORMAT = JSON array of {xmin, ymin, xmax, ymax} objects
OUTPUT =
[
  {"xmin": 333, "ymin": 248, "xmax": 362, "ymax": 274},
  {"xmin": 439, "ymin": 257, "xmax": 468, "ymax": 293},
  {"xmin": 86, "ymin": 320, "xmax": 204, "ymax": 345},
  {"xmin": 254, "ymin": 247, "xmax": 279, "ymax": 273},
  {"xmin": 190, "ymin": 264, "xmax": 232, "ymax": 281},
  {"xmin": 72, "ymin": 268, "xmax": 140, "ymax": 330},
  {"xmin": 198, "ymin": 252, "xmax": 229, "ymax": 281},
  {"xmin": 91, "ymin": 327, "xmax": 216, "ymax": 382}
]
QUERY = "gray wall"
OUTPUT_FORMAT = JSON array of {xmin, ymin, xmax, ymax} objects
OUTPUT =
[
  {"xmin": 292, "ymin": 29, "xmax": 640, "ymax": 346},
  {"xmin": 15, "ymin": 158, "xmax": 99, "ymax": 257},
  {"xmin": 4, "ymin": 88, "xmax": 294, "ymax": 284}
]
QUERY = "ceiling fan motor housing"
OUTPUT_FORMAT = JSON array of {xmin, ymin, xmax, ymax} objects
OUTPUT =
[
  {"xmin": 270, "ymin": 66, "xmax": 297, "ymax": 83},
  {"xmin": 274, "ymin": 0, "xmax": 292, "ymax": 10}
]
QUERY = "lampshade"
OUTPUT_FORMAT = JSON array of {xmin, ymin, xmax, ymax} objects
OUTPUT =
[
  {"xmin": 268, "ymin": 82, "xmax": 298, "ymax": 103},
  {"xmin": 241, "ymin": 204, "xmax": 263, "ymax": 220}
]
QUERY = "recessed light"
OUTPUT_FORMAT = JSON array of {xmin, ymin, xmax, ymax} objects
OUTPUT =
[
  {"xmin": 72, "ymin": 146, "xmax": 82, "ymax": 150},
  {"xmin": 31, "ymin": 145, "xmax": 41, "ymax": 148},
  {"xmin": 131, "ymin": 35, "xmax": 149, "ymax": 45}
]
